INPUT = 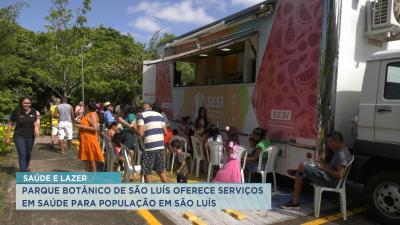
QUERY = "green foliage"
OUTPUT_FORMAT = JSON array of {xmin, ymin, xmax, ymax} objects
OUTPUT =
[
  {"xmin": 82, "ymin": 27, "xmax": 145, "ymax": 104},
  {"xmin": 40, "ymin": 116, "xmax": 51, "ymax": 135},
  {"xmin": 145, "ymin": 31, "xmax": 176, "ymax": 59},
  {"xmin": 31, "ymin": 0, "xmax": 93, "ymax": 98},
  {"xmin": 0, "ymin": 3, "xmax": 34, "ymax": 119},
  {"xmin": 0, "ymin": 125, "xmax": 13, "ymax": 154},
  {"xmin": 146, "ymin": 31, "xmax": 195, "ymax": 85},
  {"xmin": 0, "ymin": 0, "xmax": 164, "ymax": 120},
  {"xmin": 0, "ymin": 1, "xmax": 27, "ymax": 23},
  {"xmin": 45, "ymin": 0, "xmax": 91, "ymax": 30},
  {"xmin": 160, "ymin": 33, "xmax": 175, "ymax": 45},
  {"xmin": 0, "ymin": 90, "xmax": 18, "ymax": 123},
  {"xmin": 176, "ymin": 61, "xmax": 195, "ymax": 85},
  {"xmin": 145, "ymin": 31, "xmax": 161, "ymax": 59}
]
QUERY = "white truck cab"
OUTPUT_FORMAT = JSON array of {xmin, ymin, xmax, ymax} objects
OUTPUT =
[{"xmin": 352, "ymin": 50, "xmax": 400, "ymax": 224}]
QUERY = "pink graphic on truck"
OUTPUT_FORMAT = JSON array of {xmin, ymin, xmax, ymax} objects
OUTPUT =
[{"xmin": 251, "ymin": 0, "xmax": 322, "ymax": 143}]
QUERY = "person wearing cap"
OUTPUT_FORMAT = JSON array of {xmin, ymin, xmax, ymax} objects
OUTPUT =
[{"xmin": 103, "ymin": 102, "xmax": 115, "ymax": 129}]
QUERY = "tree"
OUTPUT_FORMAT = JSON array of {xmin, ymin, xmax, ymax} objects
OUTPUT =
[
  {"xmin": 146, "ymin": 32, "xmax": 195, "ymax": 85},
  {"xmin": 31, "ymin": 0, "xmax": 92, "ymax": 98},
  {"xmin": 84, "ymin": 27, "xmax": 145, "ymax": 104},
  {"xmin": 0, "ymin": 2, "xmax": 27, "ymax": 23},
  {"xmin": 145, "ymin": 31, "xmax": 176, "ymax": 59},
  {"xmin": 176, "ymin": 61, "xmax": 195, "ymax": 85},
  {"xmin": 0, "ymin": 0, "xmax": 151, "ymax": 114},
  {"xmin": 0, "ymin": 2, "xmax": 33, "ymax": 120}
]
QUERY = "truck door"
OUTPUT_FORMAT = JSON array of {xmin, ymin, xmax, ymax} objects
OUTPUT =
[
  {"xmin": 374, "ymin": 60, "xmax": 400, "ymax": 143},
  {"xmin": 142, "ymin": 61, "xmax": 157, "ymax": 103}
]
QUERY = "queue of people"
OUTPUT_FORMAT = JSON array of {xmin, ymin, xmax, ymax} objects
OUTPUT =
[
  {"xmin": 4, "ymin": 96, "xmax": 354, "ymax": 213},
  {"xmin": 164, "ymin": 106, "xmax": 275, "ymax": 184},
  {"xmin": 8, "ymin": 96, "xmax": 276, "ymax": 182},
  {"xmin": 74, "ymin": 100, "xmax": 169, "ymax": 183}
]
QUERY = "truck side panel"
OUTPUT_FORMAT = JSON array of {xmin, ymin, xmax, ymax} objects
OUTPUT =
[
  {"xmin": 142, "ymin": 62, "xmax": 157, "ymax": 103},
  {"xmin": 358, "ymin": 61, "xmax": 380, "ymax": 141},
  {"xmin": 251, "ymin": 0, "xmax": 323, "ymax": 146}
]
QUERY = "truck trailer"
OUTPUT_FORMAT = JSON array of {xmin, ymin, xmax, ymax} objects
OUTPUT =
[{"xmin": 142, "ymin": 0, "xmax": 400, "ymax": 224}]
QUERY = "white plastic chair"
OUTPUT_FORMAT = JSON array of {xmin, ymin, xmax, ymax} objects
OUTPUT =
[
  {"xmin": 169, "ymin": 135, "xmax": 192, "ymax": 174},
  {"xmin": 104, "ymin": 135, "xmax": 117, "ymax": 172},
  {"xmin": 99, "ymin": 124, "xmax": 106, "ymax": 152},
  {"xmin": 190, "ymin": 136, "xmax": 205, "ymax": 178},
  {"xmin": 248, "ymin": 146, "xmax": 280, "ymax": 192},
  {"xmin": 120, "ymin": 144, "xmax": 133, "ymax": 183},
  {"xmin": 134, "ymin": 138, "xmax": 143, "ymax": 165},
  {"xmin": 237, "ymin": 145, "xmax": 248, "ymax": 183},
  {"xmin": 312, "ymin": 155, "xmax": 355, "ymax": 220},
  {"xmin": 206, "ymin": 141, "xmax": 224, "ymax": 182},
  {"xmin": 120, "ymin": 144, "xmax": 143, "ymax": 183}
]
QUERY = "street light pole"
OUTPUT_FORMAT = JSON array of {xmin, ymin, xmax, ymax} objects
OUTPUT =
[
  {"xmin": 81, "ymin": 49, "xmax": 84, "ymax": 103},
  {"xmin": 81, "ymin": 42, "xmax": 92, "ymax": 103}
]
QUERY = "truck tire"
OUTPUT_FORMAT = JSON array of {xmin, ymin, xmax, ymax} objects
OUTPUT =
[{"xmin": 365, "ymin": 172, "xmax": 400, "ymax": 225}]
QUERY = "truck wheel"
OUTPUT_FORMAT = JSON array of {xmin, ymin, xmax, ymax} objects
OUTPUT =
[{"xmin": 365, "ymin": 172, "xmax": 400, "ymax": 225}]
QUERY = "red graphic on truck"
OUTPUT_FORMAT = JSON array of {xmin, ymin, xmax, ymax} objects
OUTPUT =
[{"xmin": 251, "ymin": 0, "xmax": 322, "ymax": 143}]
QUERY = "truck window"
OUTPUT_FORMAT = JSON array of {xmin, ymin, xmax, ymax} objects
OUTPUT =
[
  {"xmin": 174, "ymin": 62, "xmax": 195, "ymax": 87},
  {"xmin": 172, "ymin": 35, "xmax": 258, "ymax": 87},
  {"xmin": 385, "ymin": 63, "xmax": 400, "ymax": 100}
]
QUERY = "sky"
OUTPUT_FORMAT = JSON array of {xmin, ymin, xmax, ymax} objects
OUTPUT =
[{"xmin": 0, "ymin": 0, "xmax": 265, "ymax": 44}]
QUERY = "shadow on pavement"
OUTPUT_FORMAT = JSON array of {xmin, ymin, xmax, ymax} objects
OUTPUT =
[
  {"xmin": 51, "ymin": 169, "xmax": 70, "ymax": 172},
  {"xmin": 36, "ymin": 143, "xmax": 60, "ymax": 153},
  {"xmin": 0, "ymin": 166, "xmax": 17, "ymax": 178}
]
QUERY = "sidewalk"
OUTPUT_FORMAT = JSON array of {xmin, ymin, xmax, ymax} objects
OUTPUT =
[
  {"xmin": 161, "ymin": 182, "xmax": 367, "ymax": 225},
  {"xmin": 0, "ymin": 136, "xmax": 149, "ymax": 225},
  {"xmin": 160, "ymin": 168, "xmax": 366, "ymax": 224}
]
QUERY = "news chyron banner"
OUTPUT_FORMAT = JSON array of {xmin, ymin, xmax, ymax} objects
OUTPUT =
[{"xmin": 16, "ymin": 172, "xmax": 271, "ymax": 210}]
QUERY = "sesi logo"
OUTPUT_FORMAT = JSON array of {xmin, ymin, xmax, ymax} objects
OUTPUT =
[
  {"xmin": 207, "ymin": 96, "xmax": 224, "ymax": 110},
  {"xmin": 271, "ymin": 110, "xmax": 292, "ymax": 121}
]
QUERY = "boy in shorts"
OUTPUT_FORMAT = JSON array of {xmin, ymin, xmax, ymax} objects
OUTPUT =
[{"xmin": 170, "ymin": 139, "xmax": 188, "ymax": 183}]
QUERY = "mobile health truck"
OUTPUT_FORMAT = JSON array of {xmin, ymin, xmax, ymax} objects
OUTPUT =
[{"xmin": 142, "ymin": 1, "xmax": 400, "ymax": 224}]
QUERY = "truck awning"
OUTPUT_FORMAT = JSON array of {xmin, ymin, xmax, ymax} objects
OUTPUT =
[{"xmin": 144, "ymin": 28, "xmax": 259, "ymax": 65}]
